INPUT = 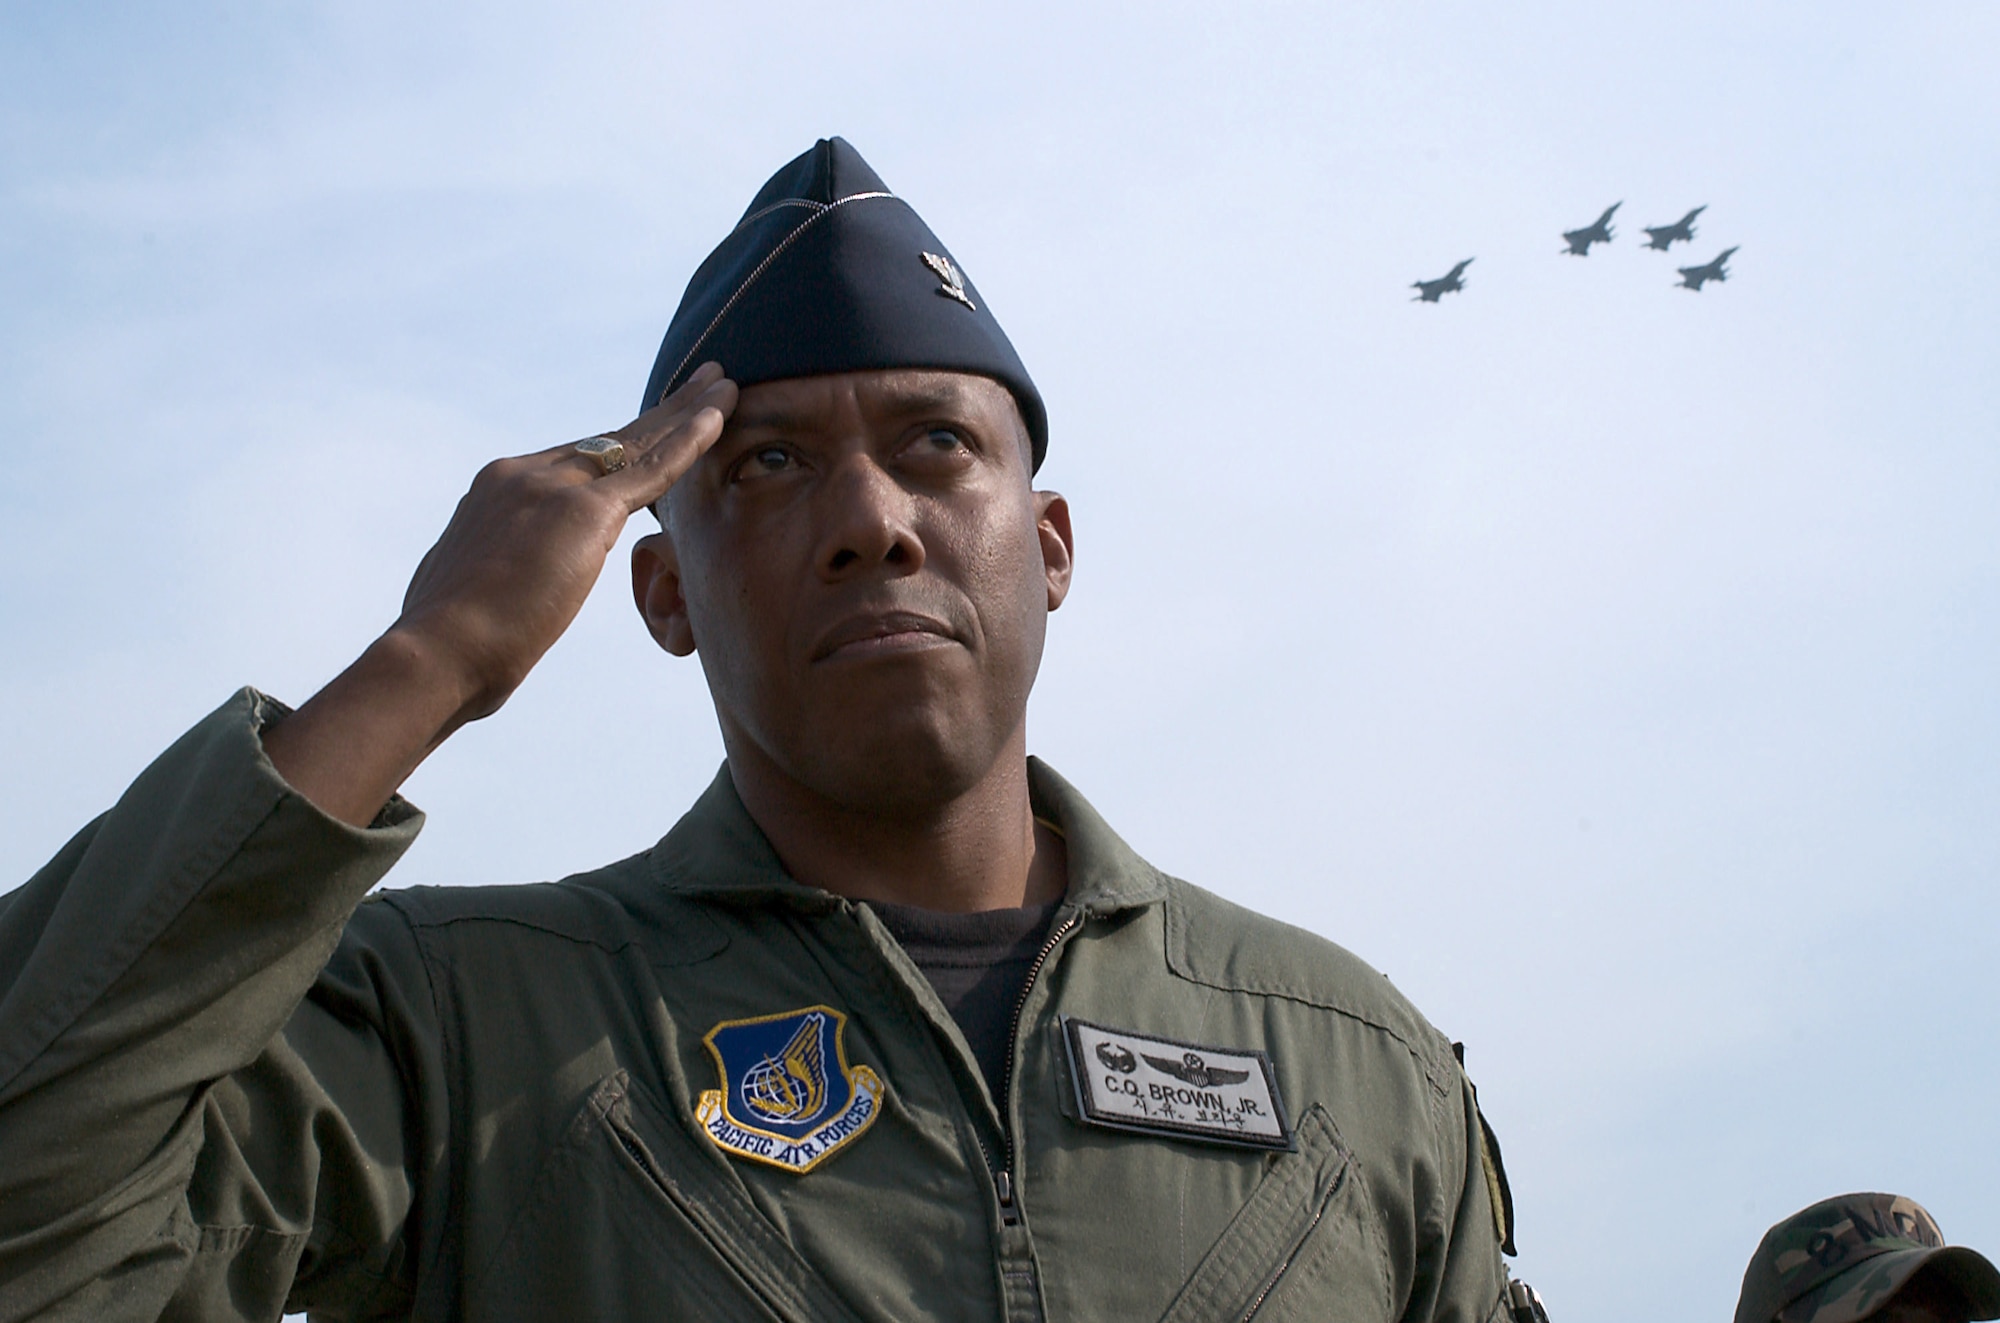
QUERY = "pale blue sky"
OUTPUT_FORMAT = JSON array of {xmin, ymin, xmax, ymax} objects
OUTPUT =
[{"xmin": 4, "ymin": 4, "xmax": 1996, "ymax": 1319}]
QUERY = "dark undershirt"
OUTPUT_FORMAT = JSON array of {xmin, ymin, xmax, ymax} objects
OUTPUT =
[{"xmin": 865, "ymin": 900, "xmax": 1060, "ymax": 1104}]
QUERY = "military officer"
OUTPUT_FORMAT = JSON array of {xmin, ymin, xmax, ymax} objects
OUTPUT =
[
  {"xmin": 0, "ymin": 138, "xmax": 1519, "ymax": 1321},
  {"xmin": 1735, "ymin": 1194, "xmax": 2000, "ymax": 1323}
]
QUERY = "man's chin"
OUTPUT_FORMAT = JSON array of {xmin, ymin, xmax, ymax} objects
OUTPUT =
[{"xmin": 788, "ymin": 716, "xmax": 1006, "ymax": 817}]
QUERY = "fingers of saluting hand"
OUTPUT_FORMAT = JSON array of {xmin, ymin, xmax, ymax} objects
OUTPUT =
[
  {"xmin": 391, "ymin": 362, "xmax": 736, "ymax": 703},
  {"xmin": 554, "ymin": 362, "xmax": 738, "ymax": 513}
]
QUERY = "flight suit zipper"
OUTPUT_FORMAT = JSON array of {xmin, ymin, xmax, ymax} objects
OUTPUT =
[{"xmin": 989, "ymin": 908, "xmax": 1082, "ymax": 1225}]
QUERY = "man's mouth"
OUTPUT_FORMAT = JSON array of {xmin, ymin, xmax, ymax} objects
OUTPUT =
[{"xmin": 812, "ymin": 611, "xmax": 958, "ymax": 662}]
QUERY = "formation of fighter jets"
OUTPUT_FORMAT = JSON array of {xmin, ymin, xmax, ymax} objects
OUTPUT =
[{"xmin": 1413, "ymin": 201, "xmax": 1738, "ymax": 302}]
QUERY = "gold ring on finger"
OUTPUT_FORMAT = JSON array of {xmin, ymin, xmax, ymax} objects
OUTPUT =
[{"xmin": 574, "ymin": 436, "xmax": 628, "ymax": 475}]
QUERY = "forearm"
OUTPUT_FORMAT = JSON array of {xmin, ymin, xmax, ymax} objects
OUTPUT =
[{"xmin": 262, "ymin": 626, "xmax": 480, "ymax": 829}]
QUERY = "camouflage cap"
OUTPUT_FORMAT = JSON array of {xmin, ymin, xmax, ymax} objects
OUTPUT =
[{"xmin": 1735, "ymin": 1194, "xmax": 2000, "ymax": 1323}]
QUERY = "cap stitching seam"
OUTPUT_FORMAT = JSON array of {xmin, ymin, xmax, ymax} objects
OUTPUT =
[
  {"xmin": 734, "ymin": 197, "xmax": 826, "ymax": 230},
  {"xmin": 661, "ymin": 190, "xmax": 899, "ymax": 403}
]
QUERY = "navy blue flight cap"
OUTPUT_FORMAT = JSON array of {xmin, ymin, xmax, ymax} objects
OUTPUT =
[{"xmin": 642, "ymin": 137, "xmax": 1048, "ymax": 473}]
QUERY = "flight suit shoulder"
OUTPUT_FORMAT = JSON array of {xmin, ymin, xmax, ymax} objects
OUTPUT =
[
  {"xmin": 1159, "ymin": 876, "xmax": 1457, "ymax": 1092},
  {"xmin": 366, "ymin": 855, "xmax": 728, "ymax": 967}
]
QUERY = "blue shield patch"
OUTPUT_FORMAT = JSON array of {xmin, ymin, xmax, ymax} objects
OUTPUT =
[{"xmin": 696, "ymin": 1005, "xmax": 885, "ymax": 1173}]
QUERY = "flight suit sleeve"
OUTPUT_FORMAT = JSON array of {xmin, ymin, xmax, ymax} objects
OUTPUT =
[
  {"xmin": 1405, "ymin": 1065, "xmax": 1514, "ymax": 1323},
  {"xmin": 0, "ymin": 688, "xmax": 438, "ymax": 1322}
]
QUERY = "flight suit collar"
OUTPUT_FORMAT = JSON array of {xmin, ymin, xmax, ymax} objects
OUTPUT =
[{"xmin": 647, "ymin": 756, "xmax": 1169, "ymax": 916}]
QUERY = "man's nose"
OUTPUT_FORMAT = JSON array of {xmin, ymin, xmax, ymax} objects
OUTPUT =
[{"xmin": 814, "ymin": 456, "xmax": 925, "ymax": 581}]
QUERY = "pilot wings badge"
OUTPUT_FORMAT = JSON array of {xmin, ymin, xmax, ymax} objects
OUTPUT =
[
  {"xmin": 920, "ymin": 251, "xmax": 977, "ymax": 310},
  {"xmin": 697, "ymin": 1006, "xmax": 885, "ymax": 1173},
  {"xmin": 1141, "ymin": 1051, "xmax": 1252, "ymax": 1089}
]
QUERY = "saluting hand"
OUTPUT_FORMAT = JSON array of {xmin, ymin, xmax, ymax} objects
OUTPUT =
[
  {"xmin": 396, "ymin": 362, "xmax": 736, "ymax": 725},
  {"xmin": 263, "ymin": 363, "xmax": 738, "ymax": 826}
]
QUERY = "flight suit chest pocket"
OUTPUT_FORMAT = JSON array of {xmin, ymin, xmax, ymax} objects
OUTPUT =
[
  {"xmin": 1158, "ymin": 1105, "xmax": 1391, "ymax": 1323},
  {"xmin": 467, "ymin": 1071, "xmax": 866, "ymax": 1323}
]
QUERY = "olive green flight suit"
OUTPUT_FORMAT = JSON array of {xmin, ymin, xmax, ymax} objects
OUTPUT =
[{"xmin": 0, "ymin": 691, "xmax": 1511, "ymax": 1321}]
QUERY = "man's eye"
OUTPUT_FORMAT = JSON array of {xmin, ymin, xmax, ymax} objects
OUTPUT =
[
  {"xmin": 916, "ymin": 428, "xmax": 969, "ymax": 456},
  {"xmin": 734, "ymin": 446, "xmax": 796, "ymax": 480}
]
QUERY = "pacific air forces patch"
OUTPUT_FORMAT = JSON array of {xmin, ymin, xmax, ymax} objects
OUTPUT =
[{"xmin": 697, "ymin": 1006, "xmax": 885, "ymax": 1173}]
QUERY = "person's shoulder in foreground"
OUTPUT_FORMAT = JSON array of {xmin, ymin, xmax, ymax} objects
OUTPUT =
[
  {"xmin": 1736, "ymin": 1193, "xmax": 2000, "ymax": 1323},
  {"xmin": 0, "ymin": 134, "xmax": 1524, "ymax": 1323}
]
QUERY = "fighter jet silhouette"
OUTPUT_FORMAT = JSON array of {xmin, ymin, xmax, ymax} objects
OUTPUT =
[
  {"xmin": 1642, "ymin": 206, "xmax": 1705, "ymax": 251},
  {"xmin": 1562, "ymin": 203, "xmax": 1620, "ymax": 255},
  {"xmin": 1676, "ymin": 246, "xmax": 1737, "ymax": 291},
  {"xmin": 1412, "ymin": 258, "xmax": 1473, "ymax": 302}
]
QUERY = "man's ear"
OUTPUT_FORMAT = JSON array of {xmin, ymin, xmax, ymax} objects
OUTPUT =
[
  {"xmin": 1035, "ymin": 491, "xmax": 1074, "ymax": 612},
  {"xmin": 632, "ymin": 531, "xmax": 697, "ymax": 656}
]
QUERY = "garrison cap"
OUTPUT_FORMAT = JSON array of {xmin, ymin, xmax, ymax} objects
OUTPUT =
[
  {"xmin": 642, "ymin": 137, "xmax": 1047, "ymax": 472},
  {"xmin": 1734, "ymin": 1194, "xmax": 2000, "ymax": 1323}
]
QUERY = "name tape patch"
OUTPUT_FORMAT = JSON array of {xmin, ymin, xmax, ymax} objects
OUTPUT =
[
  {"xmin": 1061, "ymin": 1016, "xmax": 1292, "ymax": 1152},
  {"xmin": 697, "ymin": 1005, "xmax": 884, "ymax": 1174}
]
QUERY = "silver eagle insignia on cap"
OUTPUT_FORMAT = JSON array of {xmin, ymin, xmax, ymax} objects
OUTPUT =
[{"xmin": 920, "ymin": 251, "xmax": 976, "ymax": 310}]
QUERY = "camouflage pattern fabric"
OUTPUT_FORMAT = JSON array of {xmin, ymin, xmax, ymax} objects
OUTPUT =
[{"xmin": 1735, "ymin": 1193, "xmax": 2000, "ymax": 1323}]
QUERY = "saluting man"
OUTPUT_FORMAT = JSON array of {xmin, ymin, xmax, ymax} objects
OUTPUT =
[{"xmin": 0, "ymin": 139, "xmax": 1520, "ymax": 1322}]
